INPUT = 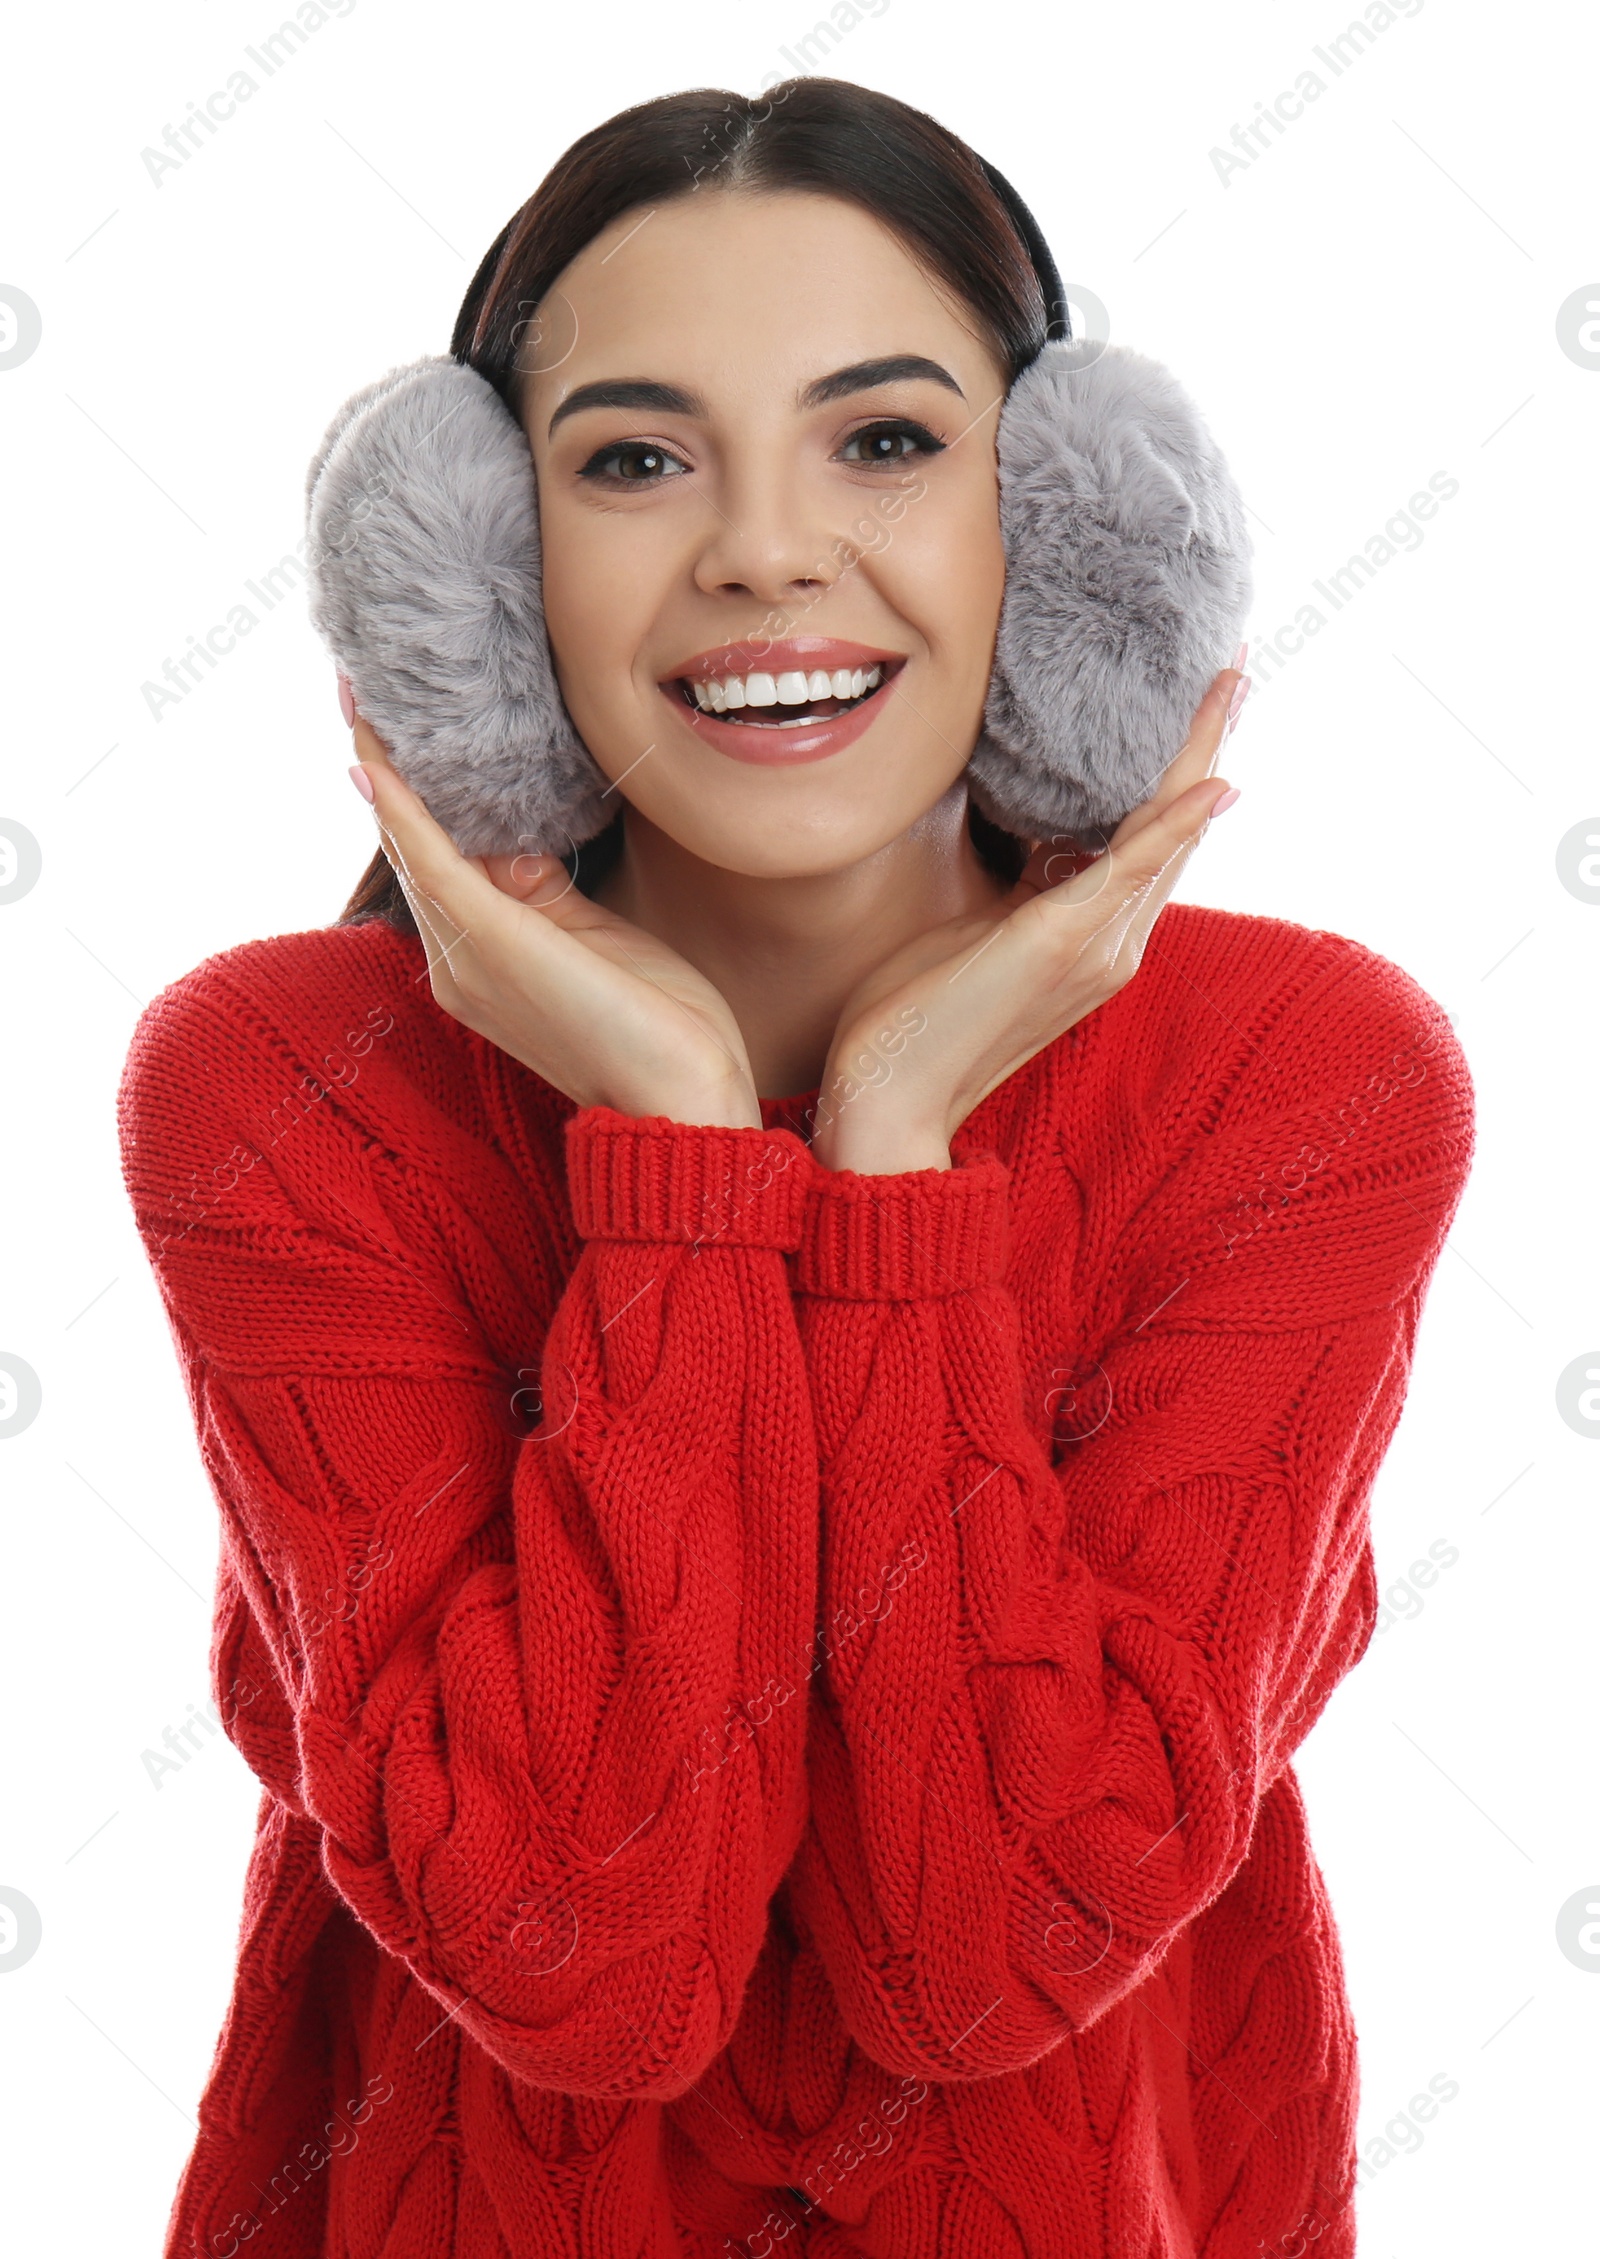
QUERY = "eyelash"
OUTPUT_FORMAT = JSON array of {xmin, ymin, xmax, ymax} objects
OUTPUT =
[{"xmin": 574, "ymin": 417, "xmax": 948, "ymax": 489}]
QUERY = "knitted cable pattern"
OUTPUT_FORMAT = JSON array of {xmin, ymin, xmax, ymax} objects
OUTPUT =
[{"xmin": 116, "ymin": 900, "xmax": 1474, "ymax": 2259}]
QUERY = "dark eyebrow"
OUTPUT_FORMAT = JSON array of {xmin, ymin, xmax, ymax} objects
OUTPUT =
[
  {"xmin": 547, "ymin": 380, "xmax": 700, "ymax": 438},
  {"xmin": 798, "ymin": 355, "xmax": 966, "ymax": 408},
  {"xmin": 546, "ymin": 354, "xmax": 965, "ymax": 439}
]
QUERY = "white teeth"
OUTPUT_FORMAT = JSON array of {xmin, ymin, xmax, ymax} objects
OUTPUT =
[{"xmin": 681, "ymin": 660, "xmax": 892, "ymax": 715}]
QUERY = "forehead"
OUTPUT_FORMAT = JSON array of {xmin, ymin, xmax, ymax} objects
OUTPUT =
[{"xmin": 520, "ymin": 189, "xmax": 1002, "ymax": 429}]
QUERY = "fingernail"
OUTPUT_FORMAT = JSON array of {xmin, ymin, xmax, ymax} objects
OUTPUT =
[
  {"xmin": 1232, "ymin": 641, "xmax": 1249, "ymax": 672},
  {"xmin": 1210, "ymin": 785, "xmax": 1241, "ymax": 816},
  {"xmin": 348, "ymin": 763, "xmax": 375, "ymax": 804},
  {"xmin": 1227, "ymin": 673, "xmax": 1252, "ymax": 727},
  {"xmin": 337, "ymin": 671, "xmax": 355, "ymax": 728}
]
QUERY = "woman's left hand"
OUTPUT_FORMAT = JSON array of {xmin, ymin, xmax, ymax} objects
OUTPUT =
[{"xmin": 809, "ymin": 664, "xmax": 1249, "ymax": 1174}]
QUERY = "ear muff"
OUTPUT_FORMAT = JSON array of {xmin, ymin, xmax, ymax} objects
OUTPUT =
[
  {"xmin": 970, "ymin": 335, "xmax": 1252, "ymax": 842},
  {"xmin": 305, "ymin": 355, "xmax": 611, "ymax": 860},
  {"xmin": 305, "ymin": 290, "xmax": 1250, "ymax": 858}
]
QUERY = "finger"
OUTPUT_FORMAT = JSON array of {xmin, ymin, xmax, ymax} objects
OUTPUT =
[
  {"xmin": 1115, "ymin": 768, "xmax": 1243, "ymax": 976},
  {"xmin": 352, "ymin": 713, "xmax": 465, "ymax": 872},
  {"xmin": 1114, "ymin": 769, "xmax": 1231, "ymax": 893},
  {"xmin": 1008, "ymin": 827, "xmax": 1113, "ymax": 905},
  {"xmin": 369, "ymin": 805, "xmax": 471, "ymax": 989},
  {"xmin": 1116, "ymin": 657, "xmax": 1249, "ymax": 916},
  {"xmin": 1120, "ymin": 785, "xmax": 1227, "ymax": 962},
  {"xmin": 389, "ymin": 851, "xmax": 473, "ymax": 993},
  {"xmin": 1033, "ymin": 768, "xmax": 1232, "ymax": 943},
  {"xmin": 1106, "ymin": 664, "xmax": 1242, "ymax": 856},
  {"xmin": 349, "ymin": 729, "xmax": 511, "ymax": 1010},
  {"xmin": 483, "ymin": 846, "xmax": 587, "ymax": 919},
  {"xmin": 1006, "ymin": 661, "xmax": 1244, "ymax": 909},
  {"xmin": 350, "ymin": 714, "xmax": 533, "ymax": 965}
]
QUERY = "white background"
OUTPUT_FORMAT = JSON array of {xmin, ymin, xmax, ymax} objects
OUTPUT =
[{"xmin": 1, "ymin": 1, "xmax": 1594, "ymax": 2251}]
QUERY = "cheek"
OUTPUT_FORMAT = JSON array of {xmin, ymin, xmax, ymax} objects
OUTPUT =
[
  {"xmin": 536, "ymin": 490, "xmax": 660, "ymax": 721},
  {"xmin": 876, "ymin": 469, "xmax": 1005, "ymax": 690}
]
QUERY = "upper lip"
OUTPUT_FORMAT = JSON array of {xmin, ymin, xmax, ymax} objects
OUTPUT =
[{"xmin": 662, "ymin": 636, "xmax": 907, "ymax": 683}]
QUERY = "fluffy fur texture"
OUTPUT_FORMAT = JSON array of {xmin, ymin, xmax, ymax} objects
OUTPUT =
[
  {"xmin": 968, "ymin": 337, "xmax": 1253, "ymax": 842},
  {"xmin": 304, "ymin": 357, "xmax": 612, "ymax": 857},
  {"xmin": 304, "ymin": 340, "xmax": 1251, "ymax": 858}
]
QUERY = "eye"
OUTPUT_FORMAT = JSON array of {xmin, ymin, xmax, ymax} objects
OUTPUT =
[
  {"xmin": 576, "ymin": 440, "xmax": 689, "ymax": 487},
  {"xmin": 838, "ymin": 418, "xmax": 947, "ymax": 468}
]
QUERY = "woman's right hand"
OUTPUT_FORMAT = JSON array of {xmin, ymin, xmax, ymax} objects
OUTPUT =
[{"xmin": 350, "ymin": 713, "xmax": 763, "ymax": 1129}]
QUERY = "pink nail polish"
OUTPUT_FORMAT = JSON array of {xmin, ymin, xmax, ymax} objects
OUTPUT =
[
  {"xmin": 1232, "ymin": 641, "xmax": 1249, "ymax": 672},
  {"xmin": 348, "ymin": 763, "xmax": 375, "ymax": 804},
  {"xmin": 1210, "ymin": 785, "xmax": 1241, "ymax": 815},
  {"xmin": 1227, "ymin": 673, "xmax": 1252, "ymax": 725},
  {"xmin": 337, "ymin": 672, "xmax": 355, "ymax": 728}
]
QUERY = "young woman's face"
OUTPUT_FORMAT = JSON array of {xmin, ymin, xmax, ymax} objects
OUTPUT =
[{"xmin": 520, "ymin": 189, "xmax": 1010, "ymax": 878}]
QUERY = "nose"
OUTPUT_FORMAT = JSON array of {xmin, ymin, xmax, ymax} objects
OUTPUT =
[{"xmin": 687, "ymin": 454, "xmax": 851, "ymax": 613}]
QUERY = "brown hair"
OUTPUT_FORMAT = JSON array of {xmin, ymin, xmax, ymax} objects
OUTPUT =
[{"xmin": 338, "ymin": 76, "xmax": 1044, "ymax": 931}]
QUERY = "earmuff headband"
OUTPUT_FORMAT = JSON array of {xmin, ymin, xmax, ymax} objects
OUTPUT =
[{"xmin": 972, "ymin": 155, "xmax": 1072, "ymax": 347}]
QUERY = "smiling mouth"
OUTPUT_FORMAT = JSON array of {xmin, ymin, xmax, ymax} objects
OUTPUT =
[{"xmin": 672, "ymin": 659, "xmax": 904, "ymax": 727}]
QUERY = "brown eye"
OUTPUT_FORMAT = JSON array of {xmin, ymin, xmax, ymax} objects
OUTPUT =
[
  {"xmin": 839, "ymin": 420, "xmax": 945, "ymax": 466},
  {"xmin": 577, "ymin": 442, "xmax": 688, "ymax": 485}
]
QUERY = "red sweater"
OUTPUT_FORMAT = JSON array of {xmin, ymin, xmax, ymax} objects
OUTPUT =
[{"xmin": 117, "ymin": 900, "xmax": 1474, "ymax": 2259}]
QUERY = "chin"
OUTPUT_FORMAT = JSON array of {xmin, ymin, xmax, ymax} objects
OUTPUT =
[
  {"xmin": 651, "ymin": 795, "xmax": 931, "ymax": 881},
  {"xmin": 648, "ymin": 752, "xmax": 973, "ymax": 872}
]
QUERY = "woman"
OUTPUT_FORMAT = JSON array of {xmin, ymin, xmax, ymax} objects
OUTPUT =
[{"xmin": 119, "ymin": 78, "xmax": 1475, "ymax": 2259}]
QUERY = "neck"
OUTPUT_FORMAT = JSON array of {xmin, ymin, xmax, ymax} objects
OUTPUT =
[{"xmin": 592, "ymin": 787, "xmax": 1012, "ymax": 1100}]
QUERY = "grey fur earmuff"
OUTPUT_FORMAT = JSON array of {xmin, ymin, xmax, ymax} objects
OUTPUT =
[
  {"xmin": 304, "ymin": 339, "xmax": 1251, "ymax": 859},
  {"xmin": 968, "ymin": 338, "xmax": 1252, "ymax": 841},
  {"xmin": 304, "ymin": 356, "xmax": 612, "ymax": 859}
]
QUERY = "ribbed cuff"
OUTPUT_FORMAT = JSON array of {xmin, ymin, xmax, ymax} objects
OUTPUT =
[
  {"xmin": 797, "ymin": 1151, "xmax": 1012, "ymax": 1299},
  {"xmin": 565, "ymin": 1107, "xmax": 815, "ymax": 1249}
]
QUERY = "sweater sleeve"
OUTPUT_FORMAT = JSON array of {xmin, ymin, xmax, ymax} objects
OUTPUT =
[
  {"xmin": 118, "ymin": 974, "xmax": 820, "ymax": 2101},
  {"xmin": 783, "ymin": 950, "xmax": 1476, "ymax": 2081}
]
